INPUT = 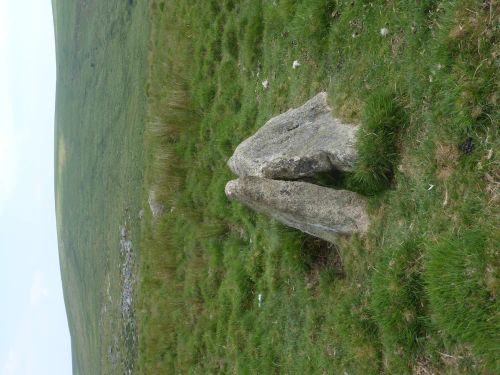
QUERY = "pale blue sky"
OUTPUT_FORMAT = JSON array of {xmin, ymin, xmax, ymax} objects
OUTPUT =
[{"xmin": 0, "ymin": 0, "xmax": 72, "ymax": 374}]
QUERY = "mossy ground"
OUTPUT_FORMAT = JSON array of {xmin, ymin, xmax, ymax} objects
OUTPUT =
[{"xmin": 137, "ymin": 1, "xmax": 498, "ymax": 374}]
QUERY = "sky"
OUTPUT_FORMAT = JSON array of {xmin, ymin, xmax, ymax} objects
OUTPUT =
[{"xmin": 0, "ymin": 0, "xmax": 72, "ymax": 374}]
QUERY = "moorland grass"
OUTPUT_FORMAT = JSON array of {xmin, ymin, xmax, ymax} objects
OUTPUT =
[
  {"xmin": 425, "ymin": 229, "xmax": 499, "ymax": 369},
  {"xmin": 371, "ymin": 238, "xmax": 429, "ymax": 373},
  {"xmin": 137, "ymin": 0, "xmax": 499, "ymax": 374},
  {"xmin": 351, "ymin": 89, "xmax": 406, "ymax": 194}
]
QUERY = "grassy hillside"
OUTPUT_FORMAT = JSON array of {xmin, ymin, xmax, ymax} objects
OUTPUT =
[
  {"xmin": 138, "ymin": 0, "xmax": 498, "ymax": 374},
  {"xmin": 53, "ymin": 0, "xmax": 149, "ymax": 373}
]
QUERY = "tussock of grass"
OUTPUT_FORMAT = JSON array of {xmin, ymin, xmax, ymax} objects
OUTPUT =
[
  {"xmin": 371, "ymin": 238, "xmax": 429, "ymax": 373},
  {"xmin": 425, "ymin": 230, "xmax": 499, "ymax": 369},
  {"xmin": 351, "ymin": 90, "xmax": 406, "ymax": 194}
]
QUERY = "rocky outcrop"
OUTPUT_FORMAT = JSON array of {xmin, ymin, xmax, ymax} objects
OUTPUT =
[
  {"xmin": 228, "ymin": 92, "xmax": 359, "ymax": 180},
  {"xmin": 225, "ymin": 177, "xmax": 369, "ymax": 243},
  {"xmin": 225, "ymin": 92, "xmax": 369, "ymax": 243}
]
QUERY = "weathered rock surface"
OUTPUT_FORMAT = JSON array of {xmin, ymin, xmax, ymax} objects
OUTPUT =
[
  {"xmin": 225, "ymin": 92, "xmax": 369, "ymax": 242},
  {"xmin": 225, "ymin": 177, "xmax": 369, "ymax": 243},
  {"xmin": 227, "ymin": 92, "xmax": 359, "ymax": 179}
]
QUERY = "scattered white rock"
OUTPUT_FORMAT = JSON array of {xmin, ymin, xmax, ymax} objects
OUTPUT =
[
  {"xmin": 262, "ymin": 79, "xmax": 269, "ymax": 89},
  {"xmin": 380, "ymin": 27, "xmax": 389, "ymax": 37},
  {"xmin": 112, "ymin": 221, "xmax": 138, "ymax": 373},
  {"xmin": 292, "ymin": 60, "xmax": 301, "ymax": 69},
  {"xmin": 120, "ymin": 225, "xmax": 127, "ymax": 239}
]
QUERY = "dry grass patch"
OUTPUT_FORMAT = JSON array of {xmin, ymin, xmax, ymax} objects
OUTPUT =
[{"xmin": 434, "ymin": 142, "xmax": 459, "ymax": 181}]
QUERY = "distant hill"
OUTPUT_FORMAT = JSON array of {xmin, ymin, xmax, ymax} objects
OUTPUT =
[{"xmin": 52, "ymin": 1, "xmax": 149, "ymax": 373}]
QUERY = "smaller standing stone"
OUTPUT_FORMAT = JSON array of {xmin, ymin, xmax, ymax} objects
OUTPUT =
[
  {"xmin": 225, "ymin": 177, "xmax": 369, "ymax": 243},
  {"xmin": 148, "ymin": 190, "xmax": 164, "ymax": 219}
]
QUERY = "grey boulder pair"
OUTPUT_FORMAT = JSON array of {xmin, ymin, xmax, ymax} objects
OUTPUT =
[{"xmin": 225, "ymin": 92, "xmax": 369, "ymax": 244}]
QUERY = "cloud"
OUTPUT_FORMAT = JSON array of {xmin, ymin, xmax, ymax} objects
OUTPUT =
[
  {"xmin": 2, "ymin": 350, "xmax": 20, "ymax": 375},
  {"xmin": 0, "ymin": 0, "xmax": 9, "ymax": 44},
  {"xmin": 29, "ymin": 271, "xmax": 49, "ymax": 307},
  {"xmin": 0, "ymin": 0, "xmax": 17, "ymax": 215},
  {"xmin": 0, "ymin": 114, "xmax": 17, "ymax": 210}
]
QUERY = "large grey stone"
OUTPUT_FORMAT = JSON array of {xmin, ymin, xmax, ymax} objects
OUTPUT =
[
  {"xmin": 225, "ymin": 177, "xmax": 369, "ymax": 243},
  {"xmin": 228, "ymin": 92, "xmax": 358, "ymax": 179}
]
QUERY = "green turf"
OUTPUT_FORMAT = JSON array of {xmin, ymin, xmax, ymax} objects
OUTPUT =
[
  {"xmin": 53, "ymin": 0, "xmax": 499, "ymax": 373},
  {"xmin": 53, "ymin": 0, "xmax": 150, "ymax": 373},
  {"xmin": 138, "ymin": 0, "xmax": 499, "ymax": 374}
]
